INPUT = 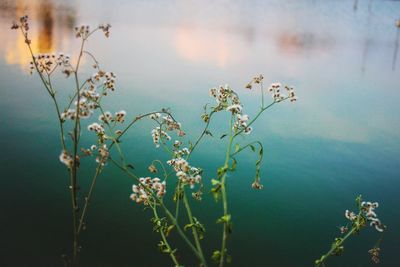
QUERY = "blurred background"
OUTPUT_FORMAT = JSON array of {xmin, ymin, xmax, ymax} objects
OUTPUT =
[{"xmin": 0, "ymin": 0, "xmax": 399, "ymax": 266}]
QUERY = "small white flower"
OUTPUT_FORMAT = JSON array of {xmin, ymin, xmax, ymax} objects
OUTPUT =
[
  {"xmin": 244, "ymin": 127, "xmax": 253, "ymax": 134},
  {"xmin": 345, "ymin": 210, "xmax": 357, "ymax": 221},
  {"xmin": 115, "ymin": 110, "xmax": 126, "ymax": 123},
  {"xmin": 226, "ymin": 104, "xmax": 242, "ymax": 114},
  {"xmin": 59, "ymin": 150, "xmax": 73, "ymax": 168}
]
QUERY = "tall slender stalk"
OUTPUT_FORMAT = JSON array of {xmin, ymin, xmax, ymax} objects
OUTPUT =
[
  {"xmin": 182, "ymin": 192, "xmax": 206, "ymax": 265},
  {"xmin": 218, "ymin": 115, "xmax": 234, "ymax": 267},
  {"xmin": 150, "ymin": 202, "xmax": 181, "ymax": 267}
]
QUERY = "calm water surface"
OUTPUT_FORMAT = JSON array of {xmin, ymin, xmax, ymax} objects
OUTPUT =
[{"xmin": 0, "ymin": 0, "xmax": 399, "ymax": 266}]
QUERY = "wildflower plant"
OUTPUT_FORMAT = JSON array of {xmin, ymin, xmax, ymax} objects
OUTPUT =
[
  {"xmin": 315, "ymin": 195, "xmax": 386, "ymax": 267},
  {"xmin": 13, "ymin": 15, "xmax": 386, "ymax": 267},
  {"xmin": 11, "ymin": 16, "xmax": 122, "ymax": 266},
  {"xmin": 11, "ymin": 15, "xmax": 298, "ymax": 267}
]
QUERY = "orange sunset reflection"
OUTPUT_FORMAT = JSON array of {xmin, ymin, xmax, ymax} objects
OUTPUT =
[{"xmin": 1, "ymin": 0, "xmax": 76, "ymax": 70}]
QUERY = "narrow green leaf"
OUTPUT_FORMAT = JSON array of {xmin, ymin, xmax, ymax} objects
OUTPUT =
[
  {"xmin": 249, "ymin": 144, "xmax": 256, "ymax": 152},
  {"xmin": 234, "ymin": 143, "xmax": 240, "ymax": 153},
  {"xmin": 231, "ymin": 158, "xmax": 237, "ymax": 171},
  {"xmin": 211, "ymin": 179, "xmax": 220, "ymax": 186}
]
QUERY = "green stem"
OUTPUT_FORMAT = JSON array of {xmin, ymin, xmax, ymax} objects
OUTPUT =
[
  {"xmin": 109, "ymin": 158, "xmax": 205, "ymax": 265},
  {"xmin": 47, "ymin": 75, "xmax": 67, "ymax": 149},
  {"xmin": 69, "ymin": 37, "xmax": 86, "ymax": 264},
  {"xmin": 233, "ymin": 101, "xmax": 277, "ymax": 138},
  {"xmin": 183, "ymin": 192, "xmax": 206, "ymax": 264},
  {"xmin": 188, "ymin": 111, "xmax": 215, "ymax": 158},
  {"xmin": 229, "ymin": 141, "xmax": 262, "ymax": 157},
  {"xmin": 22, "ymin": 27, "xmax": 67, "ymax": 150},
  {"xmin": 151, "ymin": 203, "xmax": 181, "ymax": 267},
  {"xmin": 316, "ymin": 227, "xmax": 357, "ymax": 266},
  {"xmin": 108, "ymin": 110, "xmax": 175, "ymax": 150},
  {"xmin": 219, "ymin": 115, "xmax": 235, "ymax": 267},
  {"xmin": 161, "ymin": 201, "xmax": 208, "ymax": 267},
  {"xmin": 174, "ymin": 181, "xmax": 182, "ymax": 222},
  {"xmin": 260, "ymin": 81, "xmax": 265, "ymax": 108},
  {"xmin": 77, "ymin": 164, "xmax": 103, "ymax": 234}
]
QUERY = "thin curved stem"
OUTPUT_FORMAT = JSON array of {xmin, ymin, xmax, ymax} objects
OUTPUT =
[
  {"xmin": 77, "ymin": 164, "xmax": 103, "ymax": 234},
  {"xmin": 316, "ymin": 227, "xmax": 356, "ymax": 266},
  {"xmin": 151, "ymin": 203, "xmax": 181, "ymax": 267},
  {"xmin": 109, "ymin": 157, "xmax": 206, "ymax": 265},
  {"xmin": 233, "ymin": 101, "xmax": 276, "ymax": 138},
  {"xmin": 229, "ymin": 141, "xmax": 263, "ymax": 158},
  {"xmin": 188, "ymin": 111, "xmax": 215, "ymax": 159},
  {"xmin": 182, "ymin": 192, "xmax": 206, "ymax": 264},
  {"xmin": 22, "ymin": 27, "xmax": 67, "ymax": 150}
]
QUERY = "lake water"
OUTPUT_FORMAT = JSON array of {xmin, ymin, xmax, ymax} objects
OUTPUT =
[{"xmin": 0, "ymin": 0, "xmax": 399, "ymax": 266}]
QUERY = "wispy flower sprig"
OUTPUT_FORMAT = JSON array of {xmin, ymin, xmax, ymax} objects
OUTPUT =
[
  {"xmin": 195, "ymin": 75, "xmax": 297, "ymax": 267},
  {"xmin": 12, "ymin": 15, "xmax": 116, "ymax": 266},
  {"xmin": 315, "ymin": 195, "xmax": 386, "ymax": 267}
]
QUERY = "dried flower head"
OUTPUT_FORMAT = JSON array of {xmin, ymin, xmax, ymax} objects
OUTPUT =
[
  {"xmin": 251, "ymin": 180, "xmax": 263, "ymax": 190},
  {"xmin": 99, "ymin": 23, "xmax": 111, "ymax": 37},
  {"xmin": 148, "ymin": 164, "xmax": 158, "ymax": 173},
  {"xmin": 368, "ymin": 247, "xmax": 381, "ymax": 264}
]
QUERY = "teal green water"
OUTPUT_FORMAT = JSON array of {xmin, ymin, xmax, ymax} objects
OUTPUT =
[{"xmin": 1, "ymin": 0, "xmax": 400, "ymax": 266}]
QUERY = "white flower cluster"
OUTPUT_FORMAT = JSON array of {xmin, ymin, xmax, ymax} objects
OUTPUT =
[
  {"xmin": 163, "ymin": 115, "xmax": 183, "ymax": 134},
  {"xmin": 151, "ymin": 127, "xmax": 171, "ymax": 148},
  {"xmin": 73, "ymin": 97, "xmax": 98, "ymax": 119},
  {"xmin": 130, "ymin": 177, "xmax": 166, "ymax": 205},
  {"xmin": 345, "ymin": 201, "xmax": 385, "ymax": 232},
  {"xmin": 167, "ymin": 158, "xmax": 202, "ymax": 189},
  {"xmin": 98, "ymin": 111, "xmax": 112, "ymax": 123},
  {"xmin": 234, "ymin": 114, "xmax": 252, "ymax": 134},
  {"xmin": 210, "ymin": 84, "xmax": 241, "ymax": 108},
  {"xmin": 344, "ymin": 210, "xmax": 357, "ymax": 221},
  {"xmin": 92, "ymin": 71, "xmax": 116, "ymax": 92},
  {"xmin": 96, "ymin": 144, "xmax": 110, "ymax": 166},
  {"xmin": 150, "ymin": 113, "xmax": 185, "ymax": 148},
  {"xmin": 209, "ymin": 85, "xmax": 253, "ymax": 134},
  {"xmin": 61, "ymin": 84, "xmax": 108, "ymax": 122},
  {"xmin": 87, "ymin": 122, "xmax": 105, "ymax": 135},
  {"xmin": 60, "ymin": 109, "xmax": 78, "ymax": 120},
  {"xmin": 173, "ymin": 140, "xmax": 182, "ymax": 148},
  {"xmin": 149, "ymin": 112, "xmax": 161, "ymax": 120},
  {"xmin": 115, "ymin": 110, "xmax": 126, "ymax": 123},
  {"xmin": 226, "ymin": 104, "xmax": 242, "ymax": 114},
  {"xmin": 59, "ymin": 150, "xmax": 74, "ymax": 168},
  {"xmin": 245, "ymin": 74, "xmax": 264, "ymax": 89},
  {"xmin": 98, "ymin": 110, "xmax": 126, "ymax": 123},
  {"xmin": 268, "ymin": 83, "xmax": 297, "ymax": 102},
  {"xmin": 29, "ymin": 53, "xmax": 71, "ymax": 75},
  {"xmin": 81, "ymin": 87, "xmax": 100, "ymax": 102},
  {"xmin": 61, "ymin": 71, "xmax": 117, "ymax": 122},
  {"xmin": 174, "ymin": 147, "xmax": 190, "ymax": 158},
  {"xmin": 362, "ymin": 201, "xmax": 385, "ymax": 232},
  {"xmin": 171, "ymin": 139, "xmax": 190, "ymax": 157}
]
